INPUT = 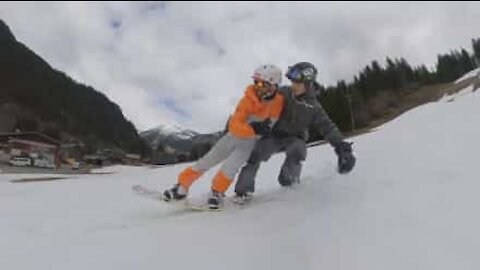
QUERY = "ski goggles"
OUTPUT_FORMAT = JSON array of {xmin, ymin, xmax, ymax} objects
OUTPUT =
[
  {"xmin": 254, "ymin": 81, "xmax": 277, "ymax": 100},
  {"xmin": 286, "ymin": 67, "xmax": 303, "ymax": 82},
  {"xmin": 254, "ymin": 80, "xmax": 273, "ymax": 89}
]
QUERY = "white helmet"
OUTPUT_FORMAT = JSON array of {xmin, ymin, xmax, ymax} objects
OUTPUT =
[{"xmin": 252, "ymin": 64, "xmax": 282, "ymax": 85}]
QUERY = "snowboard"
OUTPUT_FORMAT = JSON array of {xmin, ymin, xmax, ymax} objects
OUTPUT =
[
  {"xmin": 131, "ymin": 184, "xmax": 295, "ymax": 211},
  {"xmin": 131, "ymin": 184, "xmax": 225, "ymax": 211}
]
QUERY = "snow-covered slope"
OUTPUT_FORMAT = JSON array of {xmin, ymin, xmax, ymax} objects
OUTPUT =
[
  {"xmin": 455, "ymin": 67, "xmax": 480, "ymax": 83},
  {"xmin": 1, "ymin": 86, "xmax": 479, "ymax": 270}
]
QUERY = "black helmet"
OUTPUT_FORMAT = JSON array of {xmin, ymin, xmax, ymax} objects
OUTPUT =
[{"xmin": 286, "ymin": 62, "xmax": 318, "ymax": 82}]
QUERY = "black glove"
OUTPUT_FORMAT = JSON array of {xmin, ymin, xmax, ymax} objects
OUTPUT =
[
  {"xmin": 250, "ymin": 119, "xmax": 272, "ymax": 137},
  {"xmin": 334, "ymin": 141, "xmax": 356, "ymax": 174}
]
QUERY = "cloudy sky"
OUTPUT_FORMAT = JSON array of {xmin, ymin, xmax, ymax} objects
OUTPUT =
[{"xmin": 1, "ymin": 2, "xmax": 479, "ymax": 133}]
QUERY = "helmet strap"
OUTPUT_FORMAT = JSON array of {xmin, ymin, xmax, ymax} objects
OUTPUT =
[{"xmin": 260, "ymin": 88, "xmax": 277, "ymax": 101}]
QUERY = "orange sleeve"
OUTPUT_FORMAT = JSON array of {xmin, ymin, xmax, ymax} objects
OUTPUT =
[{"xmin": 228, "ymin": 96, "xmax": 256, "ymax": 138}]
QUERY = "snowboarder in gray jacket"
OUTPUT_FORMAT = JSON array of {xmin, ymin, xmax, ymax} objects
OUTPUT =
[{"xmin": 233, "ymin": 62, "xmax": 356, "ymax": 203}]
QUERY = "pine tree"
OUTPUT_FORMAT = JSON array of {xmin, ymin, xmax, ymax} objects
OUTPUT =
[{"xmin": 472, "ymin": 38, "xmax": 480, "ymax": 66}]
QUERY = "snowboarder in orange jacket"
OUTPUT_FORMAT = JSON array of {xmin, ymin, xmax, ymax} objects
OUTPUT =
[{"xmin": 162, "ymin": 64, "xmax": 285, "ymax": 209}]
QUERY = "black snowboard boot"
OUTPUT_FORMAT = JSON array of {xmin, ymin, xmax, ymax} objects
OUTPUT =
[
  {"xmin": 207, "ymin": 190, "xmax": 224, "ymax": 210},
  {"xmin": 162, "ymin": 184, "xmax": 187, "ymax": 202},
  {"xmin": 232, "ymin": 192, "xmax": 253, "ymax": 205}
]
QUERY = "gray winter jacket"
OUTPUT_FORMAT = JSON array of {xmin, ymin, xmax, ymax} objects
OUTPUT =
[{"xmin": 272, "ymin": 85, "xmax": 344, "ymax": 145}]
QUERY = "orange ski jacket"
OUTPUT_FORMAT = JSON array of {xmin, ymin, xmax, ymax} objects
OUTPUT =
[{"xmin": 228, "ymin": 85, "xmax": 284, "ymax": 138}]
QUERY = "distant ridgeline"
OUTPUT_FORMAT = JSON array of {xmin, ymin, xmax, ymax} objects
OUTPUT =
[{"xmin": 0, "ymin": 19, "xmax": 144, "ymax": 154}]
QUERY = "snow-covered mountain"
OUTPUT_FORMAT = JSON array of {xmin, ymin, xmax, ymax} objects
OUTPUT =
[
  {"xmin": 140, "ymin": 124, "xmax": 222, "ymax": 154},
  {"xmin": 140, "ymin": 124, "xmax": 199, "ymax": 152},
  {"xmin": 1, "ymin": 71, "xmax": 479, "ymax": 270}
]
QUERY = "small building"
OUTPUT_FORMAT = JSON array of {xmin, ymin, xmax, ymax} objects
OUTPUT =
[
  {"xmin": 60, "ymin": 142, "xmax": 85, "ymax": 162},
  {"xmin": 0, "ymin": 132, "xmax": 61, "ymax": 168},
  {"xmin": 123, "ymin": 153, "xmax": 142, "ymax": 165},
  {"xmin": 83, "ymin": 154, "xmax": 108, "ymax": 166},
  {"xmin": 152, "ymin": 153, "xmax": 179, "ymax": 165}
]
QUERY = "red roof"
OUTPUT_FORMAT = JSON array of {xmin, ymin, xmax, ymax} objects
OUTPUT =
[{"xmin": 0, "ymin": 132, "xmax": 60, "ymax": 146}]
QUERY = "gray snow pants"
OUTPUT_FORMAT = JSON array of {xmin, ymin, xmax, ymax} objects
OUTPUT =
[
  {"xmin": 234, "ymin": 136, "xmax": 307, "ymax": 194},
  {"xmin": 192, "ymin": 132, "xmax": 257, "ymax": 181}
]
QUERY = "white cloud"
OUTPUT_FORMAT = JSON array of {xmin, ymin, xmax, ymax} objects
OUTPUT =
[{"xmin": 1, "ymin": 1, "xmax": 480, "ymax": 133}]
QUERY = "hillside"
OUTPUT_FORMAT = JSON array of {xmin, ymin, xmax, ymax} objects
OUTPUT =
[{"xmin": 0, "ymin": 19, "xmax": 143, "ymax": 154}]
